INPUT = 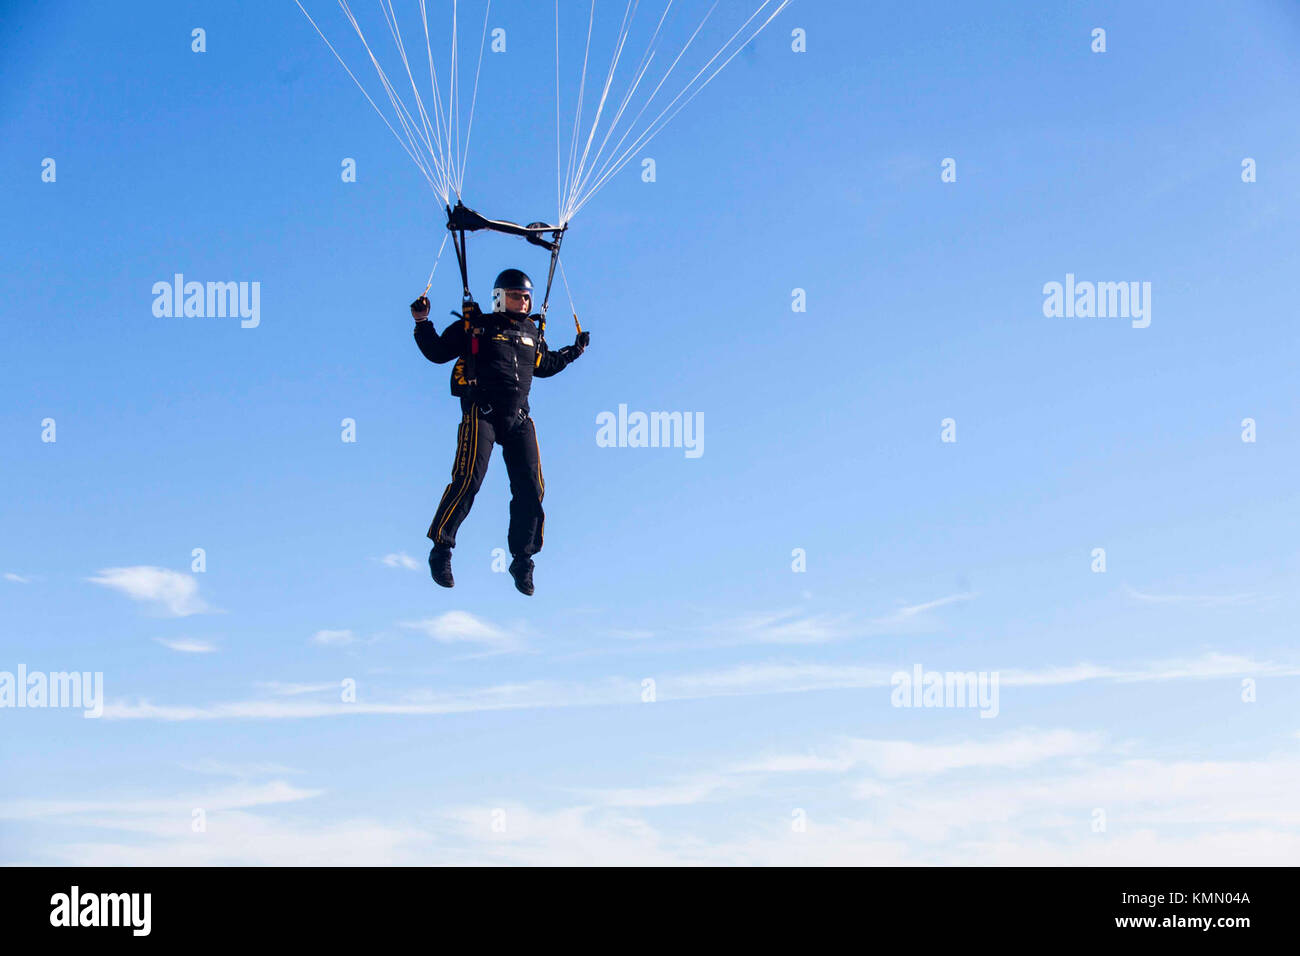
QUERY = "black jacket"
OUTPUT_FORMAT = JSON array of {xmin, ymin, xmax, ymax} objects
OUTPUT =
[{"xmin": 414, "ymin": 311, "xmax": 581, "ymax": 418}]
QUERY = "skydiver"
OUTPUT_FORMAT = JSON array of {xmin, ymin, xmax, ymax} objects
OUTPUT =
[{"xmin": 412, "ymin": 269, "xmax": 589, "ymax": 595}]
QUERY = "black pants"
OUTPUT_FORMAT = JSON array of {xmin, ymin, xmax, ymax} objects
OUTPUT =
[{"xmin": 427, "ymin": 404, "xmax": 545, "ymax": 558}]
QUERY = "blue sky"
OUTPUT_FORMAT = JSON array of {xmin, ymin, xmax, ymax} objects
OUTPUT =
[{"xmin": 2, "ymin": 0, "xmax": 1299, "ymax": 864}]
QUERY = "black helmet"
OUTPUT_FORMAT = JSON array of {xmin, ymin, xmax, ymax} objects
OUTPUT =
[{"xmin": 492, "ymin": 269, "xmax": 533, "ymax": 313}]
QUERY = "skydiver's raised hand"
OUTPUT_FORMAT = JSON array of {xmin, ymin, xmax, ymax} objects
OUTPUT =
[
  {"xmin": 574, "ymin": 330, "xmax": 590, "ymax": 352},
  {"xmin": 411, "ymin": 296, "xmax": 431, "ymax": 322}
]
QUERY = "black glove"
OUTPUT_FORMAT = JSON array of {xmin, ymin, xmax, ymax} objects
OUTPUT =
[
  {"xmin": 575, "ymin": 330, "xmax": 590, "ymax": 351},
  {"xmin": 411, "ymin": 296, "xmax": 431, "ymax": 322}
]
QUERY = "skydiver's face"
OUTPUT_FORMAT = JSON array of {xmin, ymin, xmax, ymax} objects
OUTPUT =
[{"xmin": 504, "ymin": 290, "xmax": 531, "ymax": 315}]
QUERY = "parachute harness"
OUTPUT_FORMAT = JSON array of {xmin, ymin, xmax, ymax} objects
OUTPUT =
[
  {"xmin": 443, "ymin": 200, "xmax": 575, "ymax": 388},
  {"xmin": 444, "ymin": 200, "xmax": 569, "ymax": 340}
]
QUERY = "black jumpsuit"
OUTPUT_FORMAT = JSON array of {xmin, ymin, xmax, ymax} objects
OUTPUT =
[{"xmin": 414, "ymin": 311, "xmax": 583, "ymax": 558}]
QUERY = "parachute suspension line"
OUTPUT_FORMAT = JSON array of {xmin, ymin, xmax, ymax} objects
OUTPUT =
[
  {"xmin": 558, "ymin": 256, "xmax": 580, "ymax": 331},
  {"xmin": 562, "ymin": 0, "xmax": 719, "ymax": 221},
  {"xmin": 560, "ymin": 1, "xmax": 598, "ymax": 226},
  {"xmin": 423, "ymin": 231, "xmax": 451, "ymax": 296},
  {"xmin": 565, "ymin": 0, "xmax": 639, "ymax": 225},
  {"xmin": 555, "ymin": 1, "xmax": 563, "ymax": 225},
  {"xmin": 570, "ymin": 2, "xmax": 750, "ymax": 217},
  {"xmin": 378, "ymin": 0, "xmax": 445, "ymax": 195},
  {"xmin": 418, "ymin": 0, "xmax": 456, "ymax": 200},
  {"xmin": 563, "ymin": 1, "xmax": 674, "ymax": 224},
  {"xmin": 458, "ymin": 0, "xmax": 493, "ymax": 197},
  {"xmin": 291, "ymin": 0, "xmax": 438, "ymax": 194},
  {"xmin": 338, "ymin": 0, "xmax": 446, "ymax": 199},
  {"xmin": 449, "ymin": 0, "xmax": 461, "ymax": 196},
  {"xmin": 565, "ymin": 0, "xmax": 689, "ymax": 221},
  {"xmin": 578, "ymin": 1, "xmax": 716, "ymax": 193},
  {"xmin": 569, "ymin": 0, "xmax": 791, "ymax": 221},
  {"xmin": 298, "ymin": 0, "xmax": 500, "ymax": 208},
  {"xmin": 337, "ymin": 2, "xmax": 428, "ymax": 166}
]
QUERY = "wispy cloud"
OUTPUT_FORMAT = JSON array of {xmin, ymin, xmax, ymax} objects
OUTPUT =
[
  {"xmin": 0, "ymin": 781, "xmax": 432, "ymax": 866},
  {"xmin": 998, "ymin": 652, "xmax": 1298, "ymax": 685},
  {"xmin": 716, "ymin": 593, "xmax": 978, "ymax": 647},
  {"xmin": 378, "ymin": 552, "xmax": 421, "ymax": 571},
  {"xmin": 0, "ymin": 781, "xmax": 319, "ymax": 822},
  {"xmin": 15, "ymin": 742, "xmax": 1300, "ymax": 865},
  {"xmin": 729, "ymin": 610, "xmax": 854, "ymax": 645},
  {"xmin": 579, "ymin": 774, "xmax": 738, "ymax": 808},
  {"xmin": 609, "ymin": 628, "xmax": 655, "ymax": 641},
  {"xmin": 873, "ymin": 591, "xmax": 978, "ymax": 624},
  {"xmin": 154, "ymin": 637, "xmax": 217, "ymax": 654},
  {"xmin": 1124, "ymin": 585, "xmax": 1258, "ymax": 607},
  {"xmin": 254, "ymin": 681, "xmax": 344, "ymax": 697},
  {"xmin": 180, "ymin": 759, "xmax": 301, "ymax": 778},
  {"xmin": 438, "ymin": 740, "xmax": 1300, "ymax": 865},
  {"xmin": 87, "ymin": 566, "xmax": 210, "ymax": 617},
  {"xmin": 93, "ymin": 652, "xmax": 1300, "ymax": 723},
  {"xmin": 101, "ymin": 676, "xmax": 638, "ymax": 721},
  {"xmin": 666, "ymin": 653, "xmax": 1300, "ymax": 700},
  {"xmin": 399, "ymin": 611, "xmax": 524, "ymax": 654},
  {"xmin": 311, "ymin": 629, "xmax": 356, "ymax": 646},
  {"xmin": 734, "ymin": 729, "xmax": 1104, "ymax": 779},
  {"xmin": 580, "ymin": 730, "xmax": 1102, "ymax": 811},
  {"xmin": 4, "ymin": 572, "xmax": 32, "ymax": 584}
]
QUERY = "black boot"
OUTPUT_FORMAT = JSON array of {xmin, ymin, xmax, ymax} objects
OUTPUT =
[
  {"xmin": 508, "ymin": 556, "xmax": 534, "ymax": 596},
  {"xmin": 428, "ymin": 546, "xmax": 454, "ymax": 588}
]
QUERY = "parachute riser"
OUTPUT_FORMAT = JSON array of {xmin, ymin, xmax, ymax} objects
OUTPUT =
[
  {"xmin": 444, "ymin": 200, "xmax": 567, "ymax": 342},
  {"xmin": 537, "ymin": 233, "xmax": 566, "ymax": 341},
  {"xmin": 445, "ymin": 205, "xmax": 472, "ymax": 305}
]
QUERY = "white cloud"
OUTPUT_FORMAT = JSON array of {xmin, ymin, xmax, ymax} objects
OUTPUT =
[
  {"xmin": 716, "ymin": 594, "xmax": 977, "ymax": 646},
  {"xmin": 439, "ymin": 744, "xmax": 1300, "ymax": 865},
  {"xmin": 999, "ymin": 652, "xmax": 1300, "ymax": 686},
  {"xmin": 579, "ymin": 774, "xmax": 737, "ymax": 808},
  {"xmin": 0, "ymin": 781, "xmax": 318, "ymax": 822},
  {"xmin": 730, "ymin": 609, "xmax": 853, "ymax": 645},
  {"xmin": 93, "ymin": 652, "xmax": 1300, "ymax": 722},
  {"xmin": 735, "ymin": 729, "xmax": 1104, "ymax": 779},
  {"xmin": 180, "ymin": 759, "xmax": 301, "ymax": 778},
  {"xmin": 254, "ymin": 681, "xmax": 343, "ymax": 697},
  {"xmin": 666, "ymin": 661, "xmax": 894, "ymax": 698},
  {"xmin": 52, "ymin": 815, "xmax": 431, "ymax": 867},
  {"xmin": 379, "ymin": 552, "xmax": 421, "ymax": 571},
  {"xmin": 1124, "ymin": 585, "xmax": 1257, "ymax": 607},
  {"xmin": 87, "ymin": 566, "xmax": 210, "ymax": 617},
  {"xmin": 311, "ymin": 629, "xmax": 356, "ymax": 646},
  {"xmin": 12, "ymin": 739, "xmax": 1300, "ymax": 866},
  {"xmin": 609, "ymin": 628, "xmax": 655, "ymax": 641},
  {"xmin": 4, "ymin": 572, "xmax": 31, "ymax": 584},
  {"xmin": 432, "ymin": 805, "xmax": 693, "ymax": 866},
  {"xmin": 875, "ymin": 591, "xmax": 977, "ymax": 623},
  {"xmin": 154, "ymin": 637, "xmax": 217, "ymax": 654},
  {"xmin": 101, "ymin": 676, "xmax": 639, "ymax": 721},
  {"xmin": 0, "ymin": 781, "xmax": 427, "ymax": 866},
  {"xmin": 400, "ymin": 611, "xmax": 523, "ymax": 653},
  {"xmin": 663, "ymin": 653, "xmax": 1300, "ymax": 701}
]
